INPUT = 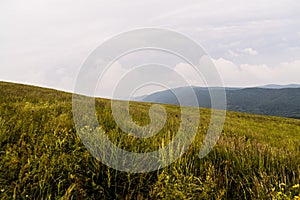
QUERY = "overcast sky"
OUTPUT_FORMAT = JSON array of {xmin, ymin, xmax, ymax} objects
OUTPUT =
[{"xmin": 1, "ymin": 0, "xmax": 300, "ymax": 97}]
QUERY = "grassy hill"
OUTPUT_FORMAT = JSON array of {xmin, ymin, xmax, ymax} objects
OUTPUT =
[{"xmin": 0, "ymin": 81, "xmax": 299, "ymax": 199}]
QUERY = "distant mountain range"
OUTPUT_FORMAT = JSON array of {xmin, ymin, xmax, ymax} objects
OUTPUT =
[
  {"xmin": 258, "ymin": 84, "xmax": 300, "ymax": 89},
  {"xmin": 139, "ymin": 85, "xmax": 300, "ymax": 119}
]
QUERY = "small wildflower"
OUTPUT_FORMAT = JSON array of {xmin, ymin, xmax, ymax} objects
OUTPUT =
[
  {"xmin": 70, "ymin": 174, "xmax": 74, "ymax": 179},
  {"xmin": 0, "ymin": 189, "xmax": 4, "ymax": 192},
  {"xmin": 292, "ymin": 184, "xmax": 299, "ymax": 189}
]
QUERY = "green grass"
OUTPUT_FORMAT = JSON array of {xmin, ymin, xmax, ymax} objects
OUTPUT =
[{"xmin": 0, "ymin": 81, "xmax": 299, "ymax": 199}]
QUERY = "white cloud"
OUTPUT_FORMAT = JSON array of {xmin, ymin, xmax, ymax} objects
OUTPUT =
[
  {"xmin": 241, "ymin": 48, "xmax": 258, "ymax": 55},
  {"xmin": 213, "ymin": 58, "xmax": 300, "ymax": 87},
  {"xmin": 0, "ymin": 0, "xmax": 299, "ymax": 92},
  {"xmin": 228, "ymin": 50, "xmax": 240, "ymax": 57},
  {"xmin": 174, "ymin": 63, "xmax": 205, "ymax": 86},
  {"xmin": 228, "ymin": 48, "xmax": 258, "ymax": 58}
]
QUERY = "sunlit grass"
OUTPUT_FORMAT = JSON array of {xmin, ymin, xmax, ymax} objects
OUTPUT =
[{"xmin": 0, "ymin": 81, "xmax": 299, "ymax": 199}]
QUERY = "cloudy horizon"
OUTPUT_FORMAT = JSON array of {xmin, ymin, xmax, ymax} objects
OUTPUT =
[{"xmin": 1, "ymin": 0, "xmax": 300, "ymax": 97}]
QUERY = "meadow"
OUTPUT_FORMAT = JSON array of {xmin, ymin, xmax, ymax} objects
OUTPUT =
[{"xmin": 0, "ymin": 81, "xmax": 299, "ymax": 199}]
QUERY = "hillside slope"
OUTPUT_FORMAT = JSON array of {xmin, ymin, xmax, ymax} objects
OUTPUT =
[
  {"xmin": 0, "ymin": 81, "xmax": 299, "ymax": 199},
  {"xmin": 142, "ymin": 86, "xmax": 300, "ymax": 119}
]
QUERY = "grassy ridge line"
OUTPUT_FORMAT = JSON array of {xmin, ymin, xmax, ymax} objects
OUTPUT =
[{"xmin": 0, "ymin": 81, "xmax": 299, "ymax": 199}]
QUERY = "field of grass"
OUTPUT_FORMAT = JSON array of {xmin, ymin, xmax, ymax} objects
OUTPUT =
[{"xmin": 0, "ymin": 81, "xmax": 299, "ymax": 199}]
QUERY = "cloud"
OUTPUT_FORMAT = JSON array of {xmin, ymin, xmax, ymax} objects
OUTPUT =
[
  {"xmin": 241, "ymin": 48, "xmax": 258, "ymax": 55},
  {"xmin": 94, "ymin": 57, "xmax": 300, "ymax": 97},
  {"xmin": 96, "ymin": 61, "xmax": 197, "ymax": 98},
  {"xmin": 228, "ymin": 50, "xmax": 240, "ymax": 57},
  {"xmin": 0, "ymin": 0, "xmax": 299, "ymax": 92},
  {"xmin": 174, "ymin": 63, "xmax": 205, "ymax": 86},
  {"xmin": 213, "ymin": 58, "xmax": 300, "ymax": 87},
  {"xmin": 228, "ymin": 48, "xmax": 258, "ymax": 58}
]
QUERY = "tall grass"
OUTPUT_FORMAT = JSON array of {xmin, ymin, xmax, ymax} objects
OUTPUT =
[{"xmin": 0, "ymin": 81, "xmax": 299, "ymax": 199}]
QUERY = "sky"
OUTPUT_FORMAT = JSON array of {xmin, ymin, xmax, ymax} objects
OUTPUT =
[{"xmin": 0, "ymin": 0, "xmax": 300, "ymax": 97}]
